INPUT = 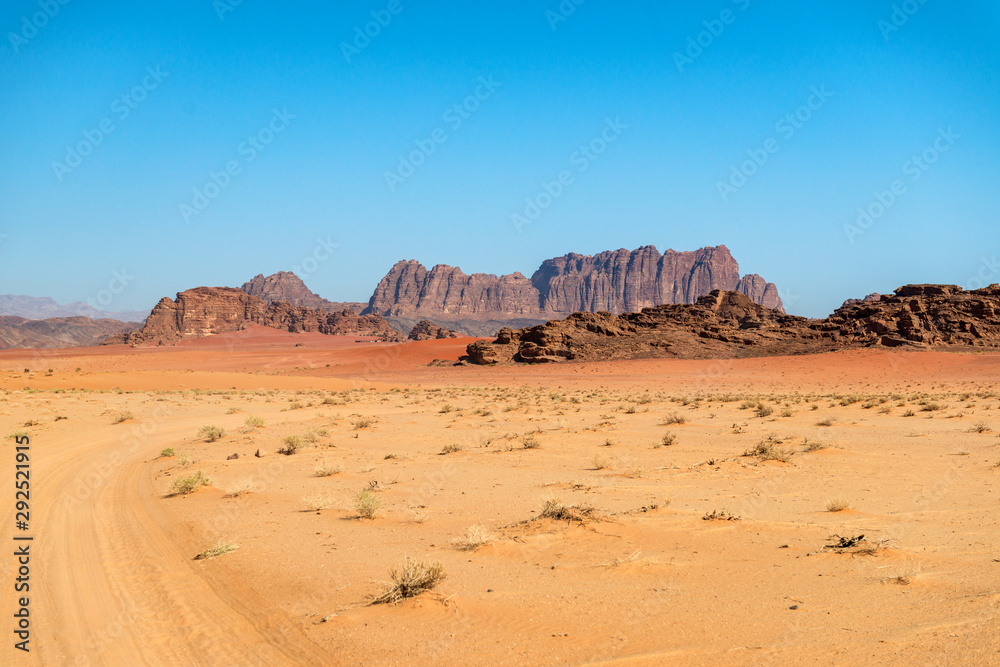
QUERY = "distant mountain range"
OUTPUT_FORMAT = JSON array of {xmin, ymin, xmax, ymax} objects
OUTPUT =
[
  {"xmin": 3, "ymin": 244, "xmax": 785, "ymax": 347},
  {"xmin": 0, "ymin": 295, "xmax": 148, "ymax": 323}
]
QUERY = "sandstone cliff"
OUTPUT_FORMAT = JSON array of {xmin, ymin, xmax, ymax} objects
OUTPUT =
[
  {"xmin": 466, "ymin": 284, "xmax": 1000, "ymax": 364},
  {"xmin": 241, "ymin": 271, "xmax": 367, "ymax": 313},
  {"xmin": 363, "ymin": 245, "xmax": 783, "ymax": 335},
  {"xmin": 407, "ymin": 320, "xmax": 461, "ymax": 341},
  {"xmin": 102, "ymin": 287, "xmax": 402, "ymax": 345}
]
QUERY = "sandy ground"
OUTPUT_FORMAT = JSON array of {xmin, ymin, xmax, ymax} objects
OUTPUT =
[{"xmin": 1, "ymin": 328, "xmax": 999, "ymax": 665}]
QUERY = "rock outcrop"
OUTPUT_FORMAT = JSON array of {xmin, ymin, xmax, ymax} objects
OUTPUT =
[
  {"xmin": 0, "ymin": 316, "xmax": 138, "ymax": 350},
  {"xmin": 240, "ymin": 272, "xmax": 367, "ymax": 313},
  {"xmin": 363, "ymin": 245, "xmax": 783, "ymax": 336},
  {"xmin": 466, "ymin": 284, "xmax": 1000, "ymax": 364},
  {"xmin": 102, "ymin": 287, "xmax": 402, "ymax": 345},
  {"xmin": 407, "ymin": 320, "xmax": 460, "ymax": 341}
]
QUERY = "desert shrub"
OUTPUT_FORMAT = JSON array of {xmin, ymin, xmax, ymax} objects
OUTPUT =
[
  {"xmin": 592, "ymin": 454, "xmax": 613, "ymax": 470},
  {"xmin": 454, "ymin": 524, "xmax": 494, "ymax": 551},
  {"xmin": 303, "ymin": 492, "xmax": 336, "ymax": 511},
  {"xmin": 278, "ymin": 435, "xmax": 301, "ymax": 455},
  {"xmin": 169, "ymin": 470, "xmax": 212, "ymax": 496},
  {"xmin": 754, "ymin": 403, "xmax": 774, "ymax": 418},
  {"xmin": 662, "ymin": 412, "xmax": 686, "ymax": 425},
  {"xmin": 440, "ymin": 443, "xmax": 462, "ymax": 455},
  {"xmin": 970, "ymin": 422, "xmax": 992, "ymax": 433},
  {"xmin": 521, "ymin": 435, "xmax": 540, "ymax": 449},
  {"xmin": 195, "ymin": 540, "xmax": 238, "ymax": 560},
  {"xmin": 657, "ymin": 432, "xmax": 677, "ymax": 448},
  {"xmin": 224, "ymin": 478, "xmax": 256, "ymax": 497},
  {"xmin": 826, "ymin": 499, "xmax": 852, "ymax": 512},
  {"xmin": 744, "ymin": 435, "xmax": 793, "ymax": 463},
  {"xmin": 199, "ymin": 425, "xmax": 226, "ymax": 442},
  {"xmin": 244, "ymin": 416, "xmax": 265, "ymax": 429},
  {"xmin": 160, "ymin": 448, "xmax": 176, "ymax": 457},
  {"xmin": 538, "ymin": 498, "xmax": 596, "ymax": 522},
  {"xmin": 353, "ymin": 418, "xmax": 373, "ymax": 429},
  {"xmin": 816, "ymin": 418, "xmax": 835, "ymax": 427},
  {"xmin": 177, "ymin": 453, "xmax": 193, "ymax": 466},
  {"xmin": 315, "ymin": 461, "xmax": 341, "ymax": 477},
  {"xmin": 803, "ymin": 439, "xmax": 826, "ymax": 452},
  {"xmin": 112, "ymin": 410, "xmax": 134, "ymax": 424},
  {"xmin": 354, "ymin": 488, "xmax": 383, "ymax": 519},
  {"xmin": 369, "ymin": 558, "xmax": 446, "ymax": 605}
]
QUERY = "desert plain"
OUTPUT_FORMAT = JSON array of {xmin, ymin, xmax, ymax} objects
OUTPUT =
[{"xmin": 1, "ymin": 328, "xmax": 999, "ymax": 666}]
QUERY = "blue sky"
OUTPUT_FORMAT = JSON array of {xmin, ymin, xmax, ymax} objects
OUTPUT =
[{"xmin": 1, "ymin": 0, "xmax": 997, "ymax": 317}]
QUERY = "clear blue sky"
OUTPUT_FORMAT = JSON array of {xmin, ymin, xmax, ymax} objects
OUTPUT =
[{"xmin": 1, "ymin": 0, "xmax": 997, "ymax": 317}]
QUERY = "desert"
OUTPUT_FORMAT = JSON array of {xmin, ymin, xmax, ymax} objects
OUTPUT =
[{"xmin": 1, "ymin": 325, "xmax": 999, "ymax": 665}]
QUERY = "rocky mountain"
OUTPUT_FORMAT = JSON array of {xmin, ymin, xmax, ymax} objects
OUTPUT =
[
  {"xmin": 466, "ymin": 284, "xmax": 1000, "ymax": 364},
  {"xmin": 407, "ymin": 320, "xmax": 460, "ymax": 341},
  {"xmin": 0, "ymin": 294, "xmax": 148, "ymax": 322},
  {"xmin": 363, "ymin": 245, "xmax": 782, "ymax": 335},
  {"xmin": 102, "ymin": 287, "xmax": 402, "ymax": 345},
  {"xmin": 0, "ymin": 316, "xmax": 138, "ymax": 350},
  {"xmin": 240, "ymin": 272, "xmax": 367, "ymax": 313}
]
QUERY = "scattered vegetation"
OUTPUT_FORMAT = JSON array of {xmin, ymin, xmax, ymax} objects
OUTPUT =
[
  {"xmin": 702, "ymin": 509, "xmax": 740, "ymax": 521},
  {"xmin": 369, "ymin": 558, "xmax": 446, "ymax": 605},
  {"xmin": 194, "ymin": 540, "xmax": 238, "ymax": 560},
  {"xmin": 454, "ymin": 524, "xmax": 494, "ymax": 551},
  {"xmin": 112, "ymin": 410, "xmax": 134, "ymax": 424},
  {"xmin": 537, "ymin": 498, "xmax": 597, "ymax": 523},
  {"xmin": 970, "ymin": 422, "xmax": 992, "ymax": 433},
  {"xmin": 744, "ymin": 435, "xmax": 793, "ymax": 463},
  {"xmin": 160, "ymin": 448, "xmax": 176, "ymax": 457},
  {"xmin": 244, "ymin": 416, "xmax": 265, "ymax": 429},
  {"xmin": 278, "ymin": 435, "xmax": 301, "ymax": 455},
  {"xmin": 169, "ymin": 470, "xmax": 213, "ymax": 496},
  {"xmin": 198, "ymin": 425, "xmax": 226, "ymax": 442},
  {"xmin": 440, "ymin": 443, "xmax": 462, "ymax": 455},
  {"xmin": 354, "ymin": 488, "xmax": 383, "ymax": 519}
]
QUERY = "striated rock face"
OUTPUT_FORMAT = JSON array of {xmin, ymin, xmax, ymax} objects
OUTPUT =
[
  {"xmin": 102, "ymin": 287, "xmax": 402, "ymax": 345},
  {"xmin": 364, "ymin": 246, "xmax": 783, "ymax": 335},
  {"xmin": 240, "ymin": 272, "xmax": 367, "ymax": 313},
  {"xmin": 0, "ymin": 316, "xmax": 138, "ymax": 350},
  {"xmin": 466, "ymin": 284, "xmax": 1000, "ymax": 364},
  {"xmin": 407, "ymin": 320, "xmax": 460, "ymax": 341}
]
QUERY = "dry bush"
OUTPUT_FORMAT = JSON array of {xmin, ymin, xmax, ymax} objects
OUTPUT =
[
  {"xmin": 315, "ymin": 461, "xmax": 341, "ymax": 477},
  {"xmin": 177, "ymin": 453, "xmax": 193, "ymax": 466},
  {"xmin": 970, "ymin": 422, "xmax": 992, "ymax": 433},
  {"xmin": 198, "ymin": 425, "xmax": 226, "ymax": 442},
  {"xmin": 816, "ymin": 418, "xmax": 835, "ymax": 427},
  {"xmin": 803, "ymin": 439, "xmax": 827, "ymax": 452},
  {"xmin": 440, "ymin": 443, "xmax": 462, "ymax": 455},
  {"xmin": 278, "ymin": 435, "xmax": 301, "ymax": 455},
  {"xmin": 369, "ymin": 558, "xmax": 446, "ymax": 605},
  {"xmin": 225, "ymin": 478, "xmax": 256, "ymax": 497},
  {"xmin": 194, "ymin": 540, "xmax": 238, "ymax": 560},
  {"xmin": 169, "ymin": 470, "xmax": 212, "ymax": 496},
  {"xmin": 702, "ymin": 509, "xmax": 740, "ymax": 521},
  {"xmin": 244, "ymin": 415, "xmax": 265, "ymax": 429},
  {"xmin": 521, "ymin": 435, "xmax": 540, "ymax": 449},
  {"xmin": 354, "ymin": 488, "xmax": 383, "ymax": 519},
  {"xmin": 353, "ymin": 418, "xmax": 373, "ymax": 429},
  {"xmin": 826, "ymin": 498, "xmax": 852, "ymax": 512},
  {"xmin": 454, "ymin": 524, "xmax": 494, "ymax": 551},
  {"xmin": 303, "ymin": 492, "xmax": 336, "ymax": 511},
  {"xmin": 592, "ymin": 454, "xmax": 614, "ymax": 470},
  {"xmin": 657, "ymin": 432, "xmax": 676, "ymax": 448},
  {"xmin": 662, "ymin": 412, "xmax": 686, "ymax": 425},
  {"xmin": 112, "ymin": 410, "xmax": 134, "ymax": 424},
  {"xmin": 754, "ymin": 403, "xmax": 774, "ymax": 418},
  {"xmin": 538, "ymin": 498, "xmax": 596, "ymax": 522},
  {"xmin": 744, "ymin": 435, "xmax": 793, "ymax": 463},
  {"xmin": 160, "ymin": 448, "xmax": 176, "ymax": 457}
]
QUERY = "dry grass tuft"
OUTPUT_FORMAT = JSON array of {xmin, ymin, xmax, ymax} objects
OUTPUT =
[
  {"xmin": 744, "ymin": 435, "xmax": 793, "ymax": 463},
  {"xmin": 198, "ymin": 425, "xmax": 226, "ymax": 442},
  {"xmin": 354, "ymin": 488, "xmax": 383, "ymax": 519},
  {"xmin": 169, "ymin": 470, "xmax": 212, "ymax": 496},
  {"xmin": 537, "ymin": 498, "xmax": 597, "ymax": 522},
  {"xmin": 112, "ymin": 410, "xmax": 134, "ymax": 424},
  {"xmin": 194, "ymin": 540, "xmax": 238, "ymax": 560},
  {"xmin": 303, "ymin": 492, "xmax": 336, "ymax": 511},
  {"xmin": 454, "ymin": 524, "xmax": 494, "ymax": 551},
  {"xmin": 224, "ymin": 478, "xmax": 256, "ymax": 497},
  {"xmin": 826, "ymin": 498, "xmax": 852, "ymax": 512},
  {"xmin": 315, "ymin": 461, "xmax": 341, "ymax": 477},
  {"xmin": 369, "ymin": 558, "xmax": 446, "ymax": 605}
]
